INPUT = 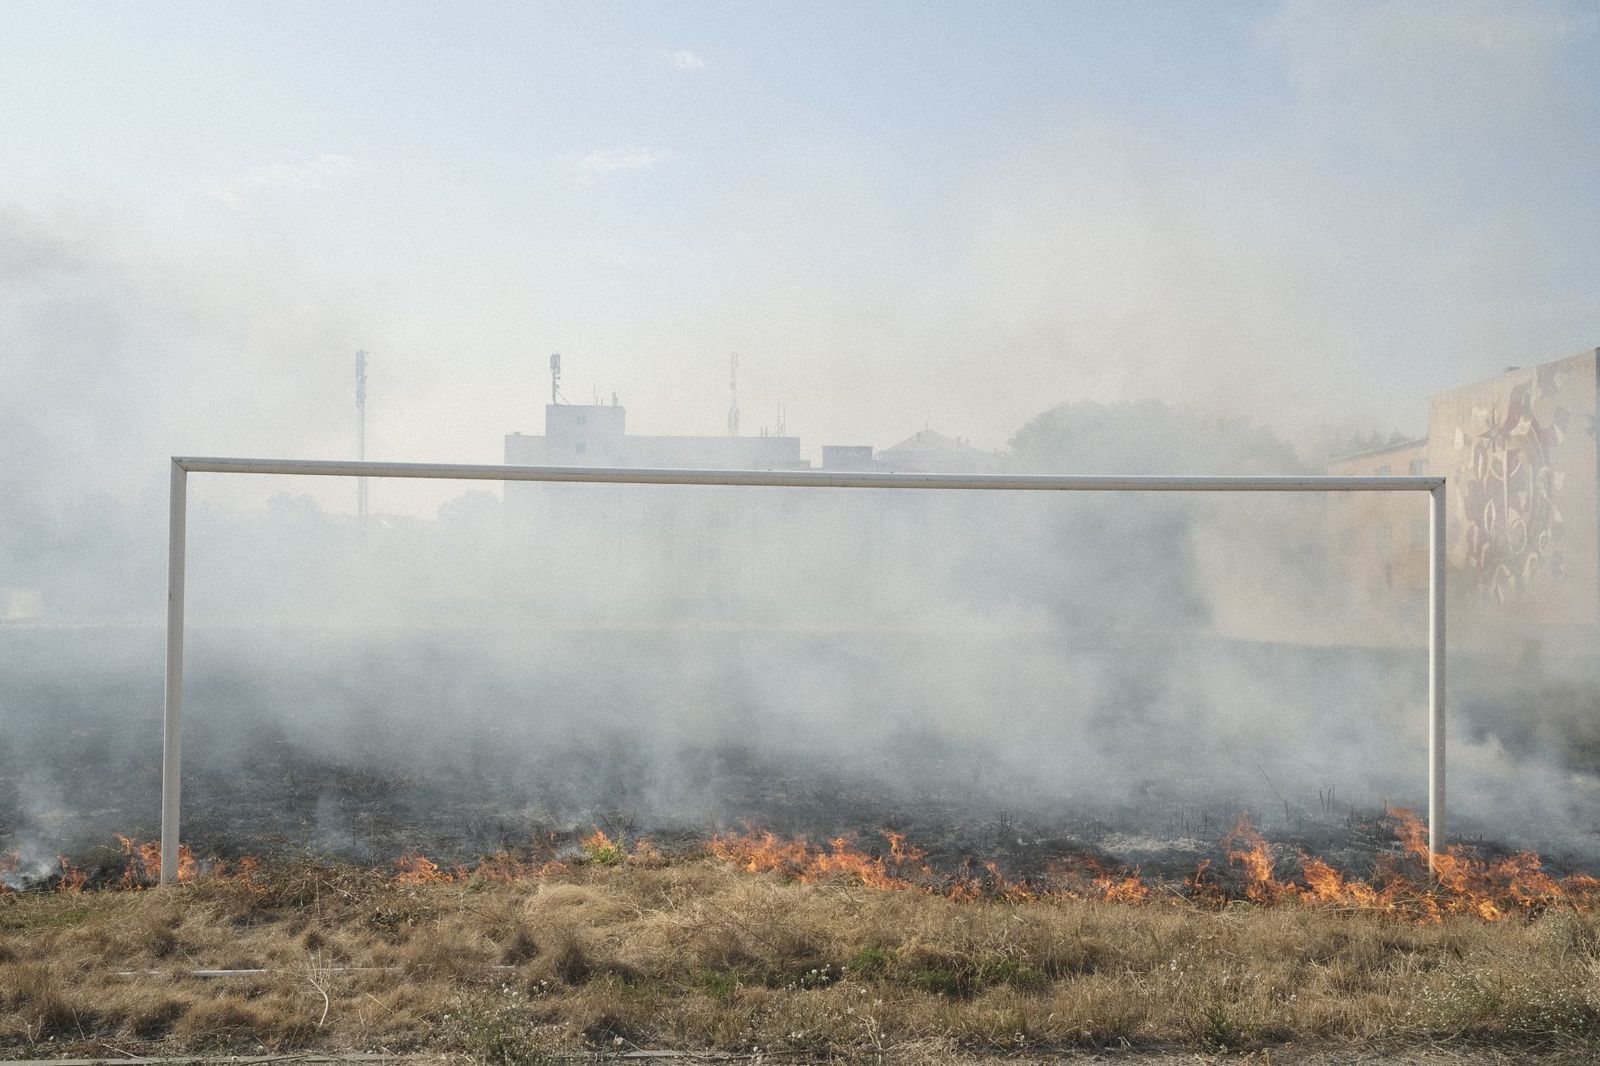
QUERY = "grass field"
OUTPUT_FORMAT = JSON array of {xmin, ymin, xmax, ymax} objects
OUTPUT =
[{"xmin": 6, "ymin": 832, "xmax": 1600, "ymax": 1063}]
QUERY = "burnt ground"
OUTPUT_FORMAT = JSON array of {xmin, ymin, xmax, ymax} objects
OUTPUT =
[
  {"xmin": 5, "ymin": 622, "xmax": 1600, "ymax": 887},
  {"xmin": 0, "ymin": 722, "xmax": 1573, "ymax": 894}
]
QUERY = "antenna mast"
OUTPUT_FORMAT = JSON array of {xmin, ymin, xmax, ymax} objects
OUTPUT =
[
  {"xmin": 727, "ymin": 353, "xmax": 740, "ymax": 436},
  {"xmin": 355, "ymin": 350, "xmax": 368, "ymax": 523},
  {"xmin": 550, "ymin": 353, "xmax": 563, "ymax": 405}
]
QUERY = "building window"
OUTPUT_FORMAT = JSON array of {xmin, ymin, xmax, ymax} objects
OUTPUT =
[
  {"xmin": 1409, "ymin": 458, "xmax": 1428, "ymax": 475},
  {"xmin": 576, "ymin": 442, "xmax": 586, "ymax": 454},
  {"xmin": 577, "ymin": 415, "xmax": 587, "ymax": 426},
  {"xmin": 1374, "ymin": 464, "xmax": 1391, "ymax": 476}
]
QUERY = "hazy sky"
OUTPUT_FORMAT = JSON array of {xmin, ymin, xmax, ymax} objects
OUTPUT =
[{"xmin": 3, "ymin": 1, "xmax": 1597, "ymax": 514}]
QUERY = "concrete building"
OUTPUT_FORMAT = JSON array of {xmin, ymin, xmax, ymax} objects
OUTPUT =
[
  {"xmin": 876, "ymin": 429, "xmax": 1009, "ymax": 474},
  {"xmin": 499, "ymin": 393, "xmax": 1006, "ymax": 625},
  {"xmin": 1328, "ymin": 347, "xmax": 1600, "ymax": 640},
  {"xmin": 506, "ymin": 403, "xmax": 807, "ymax": 470}
]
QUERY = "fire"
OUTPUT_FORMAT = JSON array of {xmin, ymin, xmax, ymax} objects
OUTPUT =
[
  {"xmin": 1042, "ymin": 855, "xmax": 1151, "ymax": 903},
  {"xmin": 708, "ymin": 830, "xmax": 922, "ymax": 891},
  {"xmin": 1385, "ymin": 807, "xmax": 1591, "ymax": 921},
  {"xmin": 1224, "ymin": 815, "xmax": 1291, "ymax": 905},
  {"xmin": 1297, "ymin": 854, "xmax": 1389, "ymax": 910},
  {"xmin": 10, "ymin": 812, "xmax": 1600, "ymax": 923},
  {"xmin": 580, "ymin": 828, "xmax": 625, "ymax": 865},
  {"xmin": 884, "ymin": 830, "xmax": 925, "ymax": 866},
  {"xmin": 57, "ymin": 855, "xmax": 88, "ymax": 893},
  {"xmin": 1202, "ymin": 809, "xmax": 1600, "ymax": 923},
  {"xmin": 1096, "ymin": 872, "xmax": 1152, "ymax": 904},
  {"xmin": 394, "ymin": 851, "xmax": 454, "ymax": 884},
  {"xmin": 707, "ymin": 829, "xmax": 1149, "ymax": 903},
  {"xmin": 114, "ymin": 835, "xmax": 198, "ymax": 886}
]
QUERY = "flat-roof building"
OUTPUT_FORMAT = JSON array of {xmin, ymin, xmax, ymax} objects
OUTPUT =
[{"xmin": 506, "ymin": 403, "xmax": 807, "ymax": 471}]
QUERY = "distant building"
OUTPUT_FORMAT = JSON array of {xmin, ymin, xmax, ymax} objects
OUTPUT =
[
  {"xmin": 819, "ymin": 445, "xmax": 879, "ymax": 472},
  {"xmin": 499, "ymin": 385, "xmax": 1004, "ymax": 623},
  {"xmin": 506, "ymin": 403, "xmax": 807, "ymax": 470},
  {"xmin": 877, "ymin": 430, "xmax": 1008, "ymax": 474},
  {"xmin": 1328, "ymin": 347, "xmax": 1599, "ymax": 638}
]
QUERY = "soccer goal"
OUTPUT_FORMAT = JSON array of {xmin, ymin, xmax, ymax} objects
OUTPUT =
[{"xmin": 158, "ymin": 456, "xmax": 1448, "ymax": 883}]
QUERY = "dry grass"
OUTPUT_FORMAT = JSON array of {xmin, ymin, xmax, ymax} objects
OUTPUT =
[{"xmin": 5, "ymin": 856, "xmax": 1600, "ymax": 1061}]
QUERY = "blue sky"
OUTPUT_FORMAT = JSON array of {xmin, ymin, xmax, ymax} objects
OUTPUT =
[{"xmin": 3, "ymin": 1, "xmax": 1597, "ymax": 512}]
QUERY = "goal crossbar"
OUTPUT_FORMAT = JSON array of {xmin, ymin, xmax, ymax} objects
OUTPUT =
[{"xmin": 160, "ymin": 456, "xmax": 1448, "ymax": 882}]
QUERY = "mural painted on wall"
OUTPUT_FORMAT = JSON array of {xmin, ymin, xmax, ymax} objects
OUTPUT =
[{"xmin": 1453, "ymin": 363, "xmax": 1573, "ymax": 606}]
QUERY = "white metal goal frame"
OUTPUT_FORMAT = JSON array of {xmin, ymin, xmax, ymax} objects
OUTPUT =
[{"xmin": 159, "ymin": 456, "xmax": 1448, "ymax": 884}]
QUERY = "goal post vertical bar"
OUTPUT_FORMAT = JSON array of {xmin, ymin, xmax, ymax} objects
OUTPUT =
[
  {"xmin": 160, "ymin": 459, "xmax": 187, "ymax": 886},
  {"xmin": 1428, "ymin": 480, "xmax": 1447, "ymax": 865}
]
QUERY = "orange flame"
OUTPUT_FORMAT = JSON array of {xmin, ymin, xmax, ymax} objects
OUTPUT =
[
  {"xmin": 1383, "ymin": 807, "xmax": 1591, "ymax": 921},
  {"xmin": 1096, "ymin": 873, "xmax": 1152, "ymax": 903},
  {"xmin": 56, "ymin": 855, "xmax": 88, "ymax": 893},
  {"xmin": 13, "ymin": 813, "xmax": 1600, "ymax": 924},
  {"xmin": 708, "ymin": 830, "xmax": 923, "ymax": 891},
  {"xmin": 394, "ymin": 852, "xmax": 456, "ymax": 884},
  {"xmin": 114, "ymin": 834, "xmax": 197, "ymax": 886},
  {"xmin": 1045, "ymin": 855, "xmax": 1151, "ymax": 903},
  {"xmin": 1224, "ymin": 815, "xmax": 1291, "ymax": 904}
]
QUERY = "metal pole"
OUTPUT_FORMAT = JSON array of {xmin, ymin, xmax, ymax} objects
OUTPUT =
[
  {"xmin": 1428, "ymin": 481, "xmax": 1447, "ymax": 865},
  {"xmin": 172, "ymin": 457, "xmax": 1441, "ymax": 494},
  {"xmin": 158, "ymin": 457, "xmax": 1449, "ymax": 877},
  {"xmin": 159, "ymin": 461, "xmax": 187, "ymax": 885}
]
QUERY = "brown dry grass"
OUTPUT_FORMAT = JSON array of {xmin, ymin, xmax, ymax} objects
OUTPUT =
[{"xmin": 4, "ymin": 856, "xmax": 1600, "ymax": 1062}]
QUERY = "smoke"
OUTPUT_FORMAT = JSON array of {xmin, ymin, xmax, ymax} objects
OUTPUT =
[
  {"xmin": 6, "ymin": 355, "xmax": 1597, "ymax": 865},
  {"xmin": 4, "ymin": 2, "xmax": 1600, "ymax": 869}
]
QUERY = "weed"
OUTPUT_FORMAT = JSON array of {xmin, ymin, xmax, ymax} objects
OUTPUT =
[
  {"xmin": 903, "ymin": 966, "xmax": 966, "ymax": 997},
  {"xmin": 846, "ymin": 945, "xmax": 892, "ymax": 978},
  {"xmin": 579, "ymin": 831, "xmax": 625, "ymax": 867},
  {"xmin": 793, "ymin": 963, "xmax": 836, "ymax": 990},
  {"xmin": 977, "ymin": 957, "xmax": 1047, "ymax": 991},
  {"xmin": 443, "ymin": 984, "xmax": 553, "ymax": 1065},
  {"xmin": 698, "ymin": 970, "xmax": 740, "ymax": 1000},
  {"xmin": 1201, "ymin": 1001, "xmax": 1245, "ymax": 1048}
]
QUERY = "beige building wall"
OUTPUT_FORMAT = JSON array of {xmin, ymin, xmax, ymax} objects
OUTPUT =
[{"xmin": 1325, "ymin": 439, "xmax": 1432, "ymax": 642}]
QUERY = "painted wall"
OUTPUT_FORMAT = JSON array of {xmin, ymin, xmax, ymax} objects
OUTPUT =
[{"xmin": 1428, "ymin": 350, "xmax": 1599, "ymax": 628}]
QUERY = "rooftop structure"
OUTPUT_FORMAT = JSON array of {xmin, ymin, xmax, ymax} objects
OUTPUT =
[{"xmin": 876, "ymin": 429, "xmax": 1008, "ymax": 474}]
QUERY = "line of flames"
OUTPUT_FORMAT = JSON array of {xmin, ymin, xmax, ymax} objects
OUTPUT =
[
  {"xmin": 1211, "ymin": 809, "xmax": 1600, "ymax": 922},
  {"xmin": 6, "ymin": 812, "xmax": 1599, "ymax": 923}
]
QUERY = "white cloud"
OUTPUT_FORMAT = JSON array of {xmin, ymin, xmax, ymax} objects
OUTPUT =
[
  {"xmin": 213, "ymin": 153, "xmax": 367, "ymax": 210},
  {"xmin": 665, "ymin": 49, "xmax": 705, "ymax": 71},
  {"xmin": 566, "ymin": 148, "xmax": 663, "ymax": 181}
]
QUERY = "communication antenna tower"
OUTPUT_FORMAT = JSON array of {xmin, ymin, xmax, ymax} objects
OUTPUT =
[
  {"xmin": 727, "ymin": 353, "xmax": 740, "ymax": 436},
  {"xmin": 355, "ymin": 350, "xmax": 368, "ymax": 522},
  {"xmin": 550, "ymin": 353, "xmax": 564, "ymax": 404}
]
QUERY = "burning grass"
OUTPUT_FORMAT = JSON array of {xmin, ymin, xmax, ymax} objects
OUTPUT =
[{"xmin": 5, "ymin": 816, "xmax": 1600, "ymax": 1061}]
